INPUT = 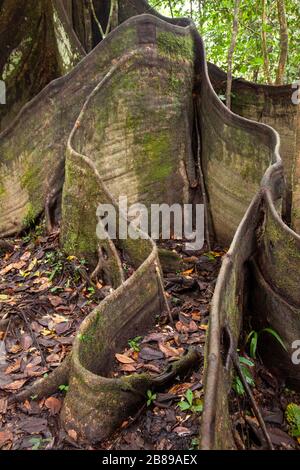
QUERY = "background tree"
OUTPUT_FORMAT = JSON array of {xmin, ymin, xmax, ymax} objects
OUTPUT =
[{"xmin": 150, "ymin": 0, "xmax": 299, "ymax": 84}]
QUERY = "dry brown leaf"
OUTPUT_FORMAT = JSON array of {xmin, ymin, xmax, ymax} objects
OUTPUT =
[
  {"xmin": 188, "ymin": 321, "xmax": 198, "ymax": 332},
  {"xmin": 120, "ymin": 364, "xmax": 137, "ymax": 372},
  {"xmin": 0, "ymin": 260, "xmax": 26, "ymax": 276},
  {"xmin": 115, "ymin": 353, "xmax": 135, "ymax": 364},
  {"xmin": 49, "ymin": 295, "xmax": 63, "ymax": 307},
  {"xmin": 173, "ymin": 426, "xmax": 192, "ymax": 436},
  {"xmin": 175, "ymin": 321, "xmax": 189, "ymax": 334},
  {"xmin": 46, "ymin": 353, "xmax": 60, "ymax": 363},
  {"xmin": 0, "ymin": 398, "xmax": 8, "ymax": 414},
  {"xmin": 5, "ymin": 359, "xmax": 21, "ymax": 375},
  {"xmin": 0, "ymin": 430, "xmax": 13, "ymax": 448},
  {"xmin": 68, "ymin": 429, "xmax": 78, "ymax": 441},
  {"xmin": 191, "ymin": 311, "xmax": 201, "ymax": 321},
  {"xmin": 2, "ymin": 379, "xmax": 27, "ymax": 391},
  {"xmin": 169, "ymin": 382, "xmax": 192, "ymax": 396},
  {"xmin": 20, "ymin": 251, "xmax": 31, "ymax": 261},
  {"xmin": 45, "ymin": 397, "xmax": 62, "ymax": 415},
  {"xmin": 158, "ymin": 342, "xmax": 181, "ymax": 358},
  {"xmin": 181, "ymin": 268, "xmax": 194, "ymax": 276}
]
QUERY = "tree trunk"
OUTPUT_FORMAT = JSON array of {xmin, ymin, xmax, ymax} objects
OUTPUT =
[
  {"xmin": 276, "ymin": 0, "xmax": 288, "ymax": 85},
  {"xmin": 261, "ymin": 0, "xmax": 271, "ymax": 84},
  {"xmin": 226, "ymin": 0, "xmax": 241, "ymax": 109},
  {"xmin": 0, "ymin": 0, "xmax": 85, "ymax": 130}
]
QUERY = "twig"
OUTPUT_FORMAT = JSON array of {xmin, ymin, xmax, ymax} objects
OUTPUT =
[
  {"xmin": 231, "ymin": 351, "xmax": 274, "ymax": 450},
  {"xmin": 89, "ymin": 0, "xmax": 106, "ymax": 39},
  {"xmin": 155, "ymin": 262, "xmax": 174, "ymax": 325},
  {"xmin": 194, "ymin": 101, "xmax": 211, "ymax": 250}
]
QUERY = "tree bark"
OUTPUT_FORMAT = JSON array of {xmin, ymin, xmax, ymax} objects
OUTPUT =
[
  {"xmin": 276, "ymin": 0, "xmax": 288, "ymax": 85},
  {"xmin": 261, "ymin": 0, "xmax": 271, "ymax": 84},
  {"xmin": 226, "ymin": 0, "xmax": 241, "ymax": 109}
]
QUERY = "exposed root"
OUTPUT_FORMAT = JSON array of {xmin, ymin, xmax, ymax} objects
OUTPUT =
[{"xmin": 14, "ymin": 356, "xmax": 71, "ymax": 403}]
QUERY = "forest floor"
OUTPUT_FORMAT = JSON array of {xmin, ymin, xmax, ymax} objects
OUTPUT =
[{"xmin": 0, "ymin": 223, "xmax": 299, "ymax": 450}]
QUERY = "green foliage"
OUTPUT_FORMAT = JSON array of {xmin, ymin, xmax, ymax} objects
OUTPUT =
[
  {"xmin": 246, "ymin": 327, "xmax": 287, "ymax": 359},
  {"xmin": 59, "ymin": 384, "xmax": 69, "ymax": 393},
  {"xmin": 128, "ymin": 336, "xmax": 143, "ymax": 352},
  {"xmin": 146, "ymin": 390, "xmax": 157, "ymax": 406},
  {"xmin": 45, "ymin": 251, "xmax": 64, "ymax": 281},
  {"xmin": 149, "ymin": 0, "xmax": 299, "ymax": 84},
  {"xmin": 30, "ymin": 437, "xmax": 52, "ymax": 450},
  {"xmin": 178, "ymin": 389, "xmax": 203, "ymax": 413},
  {"xmin": 286, "ymin": 403, "xmax": 300, "ymax": 437},
  {"xmin": 232, "ymin": 356, "xmax": 255, "ymax": 396}
]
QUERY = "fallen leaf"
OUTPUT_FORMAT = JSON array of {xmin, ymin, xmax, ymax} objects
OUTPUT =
[
  {"xmin": 139, "ymin": 346, "xmax": 164, "ymax": 361},
  {"xmin": 169, "ymin": 383, "xmax": 192, "ymax": 396},
  {"xmin": 191, "ymin": 311, "xmax": 201, "ymax": 321},
  {"xmin": 20, "ymin": 251, "xmax": 31, "ymax": 262},
  {"xmin": 115, "ymin": 353, "xmax": 135, "ymax": 364},
  {"xmin": 5, "ymin": 359, "xmax": 21, "ymax": 375},
  {"xmin": 49, "ymin": 295, "xmax": 63, "ymax": 307},
  {"xmin": 20, "ymin": 417, "xmax": 47, "ymax": 434},
  {"xmin": 158, "ymin": 342, "xmax": 181, "ymax": 358},
  {"xmin": 120, "ymin": 364, "xmax": 137, "ymax": 372},
  {"xmin": 199, "ymin": 324, "xmax": 208, "ymax": 331},
  {"xmin": 173, "ymin": 426, "xmax": 192, "ymax": 436},
  {"xmin": 181, "ymin": 268, "xmax": 194, "ymax": 276},
  {"xmin": 21, "ymin": 334, "xmax": 33, "ymax": 351},
  {"xmin": 2, "ymin": 379, "xmax": 27, "ymax": 391},
  {"xmin": 68, "ymin": 429, "xmax": 78, "ymax": 441},
  {"xmin": 175, "ymin": 321, "xmax": 189, "ymax": 334},
  {"xmin": 45, "ymin": 397, "xmax": 62, "ymax": 415},
  {"xmin": 188, "ymin": 321, "xmax": 198, "ymax": 332},
  {"xmin": 0, "ymin": 430, "xmax": 13, "ymax": 448},
  {"xmin": 0, "ymin": 398, "xmax": 8, "ymax": 414},
  {"xmin": 0, "ymin": 294, "xmax": 10, "ymax": 301},
  {"xmin": 0, "ymin": 260, "xmax": 26, "ymax": 276},
  {"xmin": 46, "ymin": 353, "xmax": 61, "ymax": 363}
]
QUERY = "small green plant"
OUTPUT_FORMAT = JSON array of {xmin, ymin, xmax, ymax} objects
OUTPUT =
[
  {"xmin": 30, "ymin": 437, "xmax": 51, "ymax": 450},
  {"xmin": 30, "ymin": 395, "xmax": 38, "ymax": 401},
  {"xmin": 203, "ymin": 252, "xmax": 217, "ymax": 261},
  {"xmin": 246, "ymin": 328, "xmax": 287, "ymax": 359},
  {"xmin": 87, "ymin": 286, "xmax": 96, "ymax": 297},
  {"xmin": 178, "ymin": 389, "xmax": 203, "ymax": 413},
  {"xmin": 77, "ymin": 333, "xmax": 87, "ymax": 342},
  {"xmin": 232, "ymin": 356, "xmax": 255, "ymax": 396},
  {"xmin": 190, "ymin": 437, "xmax": 199, "ymax": 449},
  {"xmin": 58, "ymin": 384, "xmax": 69, "ymax": 393},
  {"xmin": 128, "ymin": 336, "xmax": 142, "ymax": 352},
  {"xmin": 286, "ymin": 403, "xmax": 300, "ymax": 438},
  {"xmin": 146, "ymin": 390, "xmax": 157, "ymax": 407}
]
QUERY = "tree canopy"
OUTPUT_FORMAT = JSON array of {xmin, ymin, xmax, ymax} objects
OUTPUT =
[{"xmin": 149, "ymin": 0, "xmax": 299, "ymax": 84}]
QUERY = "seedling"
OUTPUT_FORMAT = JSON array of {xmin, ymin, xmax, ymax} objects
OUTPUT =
[
  {"xmin": 232, "ymin": 356, "xmax": 255, "ymax": 396},
  {"xmin": 146, "ymin": 390, "xmax": 157, "ymax": 407},
  {"xmin": 190, "ymin": 437, "xmax": 199, "ymax": 449},
  {"xmin": 178, "ymin": 389, "xmax": 203, "ymax": 413},
  {"xmin": 58, "ymin": 384, "xmax": 69, "ymax": 393},
  {"xmin": 246, "ymin": 328, "xmax": 287, "ymax": 359},
  {"xmin": 30, "ymin": 437, "xmax": 51, "ymax": 450},
  {"xmin": 128, "ymin": 336, "xmax": 142, "ymax": 352},
  {"xmin": 286, "ymin": 403, "xmax": 300, "ymax": 438}
]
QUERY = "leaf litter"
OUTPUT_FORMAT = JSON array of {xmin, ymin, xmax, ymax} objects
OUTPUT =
[{"xmin": 1, "ymin": 226, "xmax": 299, "ymax": 450}]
